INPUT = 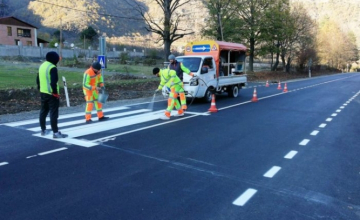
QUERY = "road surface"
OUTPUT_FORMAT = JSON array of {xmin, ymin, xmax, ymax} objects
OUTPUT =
[{"xmin": 1, "ymin": 73, "xmax": 360, "ymax": 219}]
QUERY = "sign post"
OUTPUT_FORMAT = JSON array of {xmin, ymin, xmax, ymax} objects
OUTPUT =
[{"xmin": 98, "ymin": 36, "xmax": 107, "ymax": 83}]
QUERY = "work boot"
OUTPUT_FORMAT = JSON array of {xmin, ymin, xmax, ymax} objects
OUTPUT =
[
  {"xmin": 41, "ymin": 129, "xmax": 51, "ymax": 136},
  {"xmin": 85, "ymin": 119, "xmax": 93, "ymax": 124},
  {"xmin": 174, "ymin": 110, "xmax": 184, "ymax": 117},
  {"xmin": 99, "ymin": 116, "xmax": 109, "ymax": 121},
  {"xmin": 53, "ymin": 131, "xmax": 68, "ymax": 138},
  {"xmin": 160, "ymin": 115, "xmax": 170, "ymax": 120}
]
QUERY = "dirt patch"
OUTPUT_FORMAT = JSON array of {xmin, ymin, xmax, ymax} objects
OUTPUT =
[
  {"xmin": 0, "ymin": 70, "xmax": 340, "ymax": 115},
  {"xmin": 0, "ymin": 74, "xmax": 158, "ymax": 115}
]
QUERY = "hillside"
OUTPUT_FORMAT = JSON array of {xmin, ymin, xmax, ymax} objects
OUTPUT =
[{"xmin": 2, "ymin": 0, "xmax": 360, "ymax": 49}]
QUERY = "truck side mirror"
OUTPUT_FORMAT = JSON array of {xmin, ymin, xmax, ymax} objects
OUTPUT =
[{"xmin": 201, "ymin": 67, "xmax": 208, "ymax": 74}]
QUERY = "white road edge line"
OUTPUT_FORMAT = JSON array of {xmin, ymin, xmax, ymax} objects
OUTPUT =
[
  {"xmin": 0, "ymin": 162, "xmax": 9, "ymax": 166},
  {"xmin": 263, "ymin": 166, "xmax": 281, "ymax": 178},
  {"xmin": 284, "ymin": 151, "xmax": 298, "ymax": 159},
  {"xmin": 233, "ymin": 188, "xmax": 258, "ymax": 206},
  {"xmin": 299, "ymin": 139, "xmax": 310, "ymax": 146},
  {"xmin": 38, "ymin": 147, "xmax": 68, "ymax": 156}
]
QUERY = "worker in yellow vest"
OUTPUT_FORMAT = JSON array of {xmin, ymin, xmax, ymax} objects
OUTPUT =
[
  {"xmin": 168, "ymin": 54, "xmax": 193, "ymax": 110},
  {"xmin": 82, "ymin": 62, "xmax": 109, "ymax": 123},
  {"xmin": 153, "ymin": 67, "xmax": 194, "ymax": 120},
  {"xmin": 36, "ymin": 51, "xmax": 68, "ymax": 138}
]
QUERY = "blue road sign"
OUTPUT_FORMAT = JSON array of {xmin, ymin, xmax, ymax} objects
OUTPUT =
[
  {"xmin": 97, "ymin": 55, "xmax": 106, "ymax": 69},
  {"xmin": 192, "ymin": 44, "xmax": 211, "ymax": 52}
]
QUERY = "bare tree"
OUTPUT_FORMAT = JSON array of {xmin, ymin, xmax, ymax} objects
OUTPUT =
[{"xmin": 126, "ymin": 0, "xmax": 194, "ymax": 60}]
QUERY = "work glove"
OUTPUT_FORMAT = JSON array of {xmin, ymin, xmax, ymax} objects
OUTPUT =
[{"xmin": 52, "ymin": 94, "xmax": 60, "ymax": 99}]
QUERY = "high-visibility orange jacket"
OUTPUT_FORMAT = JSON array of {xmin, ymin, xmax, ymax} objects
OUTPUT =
[{"xmin": 82, "ymin": 68, "xmax": 104, "ymax": 96}]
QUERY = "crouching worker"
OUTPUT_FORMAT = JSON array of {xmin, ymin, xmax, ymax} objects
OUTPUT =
[
  {"xmin": 153, "ymin": 67, "xmax": 194, "ymax": 120},
  {"xmin": 83, "ymin": 62, "xmax": 109, "ymax": 124}
]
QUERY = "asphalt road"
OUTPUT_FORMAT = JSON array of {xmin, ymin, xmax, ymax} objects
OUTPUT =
[{"xmin": 1, "ymin": 73, "xmax": 360, "ymax": 220}]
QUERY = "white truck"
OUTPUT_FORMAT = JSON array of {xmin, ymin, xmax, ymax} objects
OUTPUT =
[{"xmin": 165, "ymin": 40, "xmax": 248, "ymax": 102}]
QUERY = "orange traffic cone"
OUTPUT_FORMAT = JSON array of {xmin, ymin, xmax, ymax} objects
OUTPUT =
[
  {"xmin": 277, "ymin": 81, "xmax": 282, "ymax": 90},
  {"xmin": 251, "ymin": 88, "xmax": 258, "ymax": 102},
  {"xmin": 208, "ymin": 94, "xmax": 218, "ymax": 113},
  {"xmin": 265, "ymin": 80, "xmax": 269, "ymax": 87},
  {"xmin": 283, "ymin": 83, "xmax": 288, "ymax": 92}
]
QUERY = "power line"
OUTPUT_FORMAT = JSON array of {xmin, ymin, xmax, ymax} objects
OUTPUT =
[{"xmin": 33, "ymin": 0, "xmax": 142, "ymax": 21}]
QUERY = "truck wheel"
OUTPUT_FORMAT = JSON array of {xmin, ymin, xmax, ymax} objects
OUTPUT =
[
  {"xmin": 228, "ymin": 85, "xmax": 239, "ymax": 98},
  {"xmin": 203, "ymin": 88, "xmax": 213, "ymax": 103}
]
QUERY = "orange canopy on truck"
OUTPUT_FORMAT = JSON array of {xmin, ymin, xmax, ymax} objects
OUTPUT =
[
  {"xmin": 184, "ymin": 40, "xmax": 247, "ymax": 59},
  {"xmin": 184, "ymin": 40, "xmax": 247, "ymax": 76}
]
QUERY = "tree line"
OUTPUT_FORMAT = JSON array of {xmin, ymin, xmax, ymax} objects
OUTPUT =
[{"xmin": 133, "ymin": 0, "xmax": 359, "ymax": 73}]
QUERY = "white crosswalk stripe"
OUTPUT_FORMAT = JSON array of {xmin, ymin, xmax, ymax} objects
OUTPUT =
[
  {"xmin": 28, "ymin": 109, "xmax": 149, "ymax": 132},
  {"xmin": 2, "ymin": 105, "xmax": 202, "ymax": 148}
]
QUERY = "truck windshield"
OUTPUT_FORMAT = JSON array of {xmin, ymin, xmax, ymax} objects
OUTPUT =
[{"xmin": 176, "ymin": 57, "xmax": 201, "ymax": 72}]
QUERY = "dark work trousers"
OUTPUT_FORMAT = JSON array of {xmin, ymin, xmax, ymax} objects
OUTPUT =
[{"xmin": 39, "ymin": 93, "xmax": 60, "ymax": 133}]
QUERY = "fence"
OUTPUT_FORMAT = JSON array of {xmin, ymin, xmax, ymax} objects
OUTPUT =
[{"xmin": 0, "ymin": 45, "xmax": 144, "ymax": 59}]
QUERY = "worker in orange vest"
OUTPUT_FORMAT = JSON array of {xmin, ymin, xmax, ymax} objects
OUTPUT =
[{"xmin": 82, "ymin": 62, "xmax": 109, "ymax": 123}]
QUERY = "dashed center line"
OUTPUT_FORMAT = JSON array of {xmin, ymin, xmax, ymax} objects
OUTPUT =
[
  {"xmin": 284, "ymin": 151, "xmax": 298, "ymax": 159},
  {"xmin": 233, "ymin": 188, "xmax": 258, "ymax": 206},
  {"xmin": 299, "ymin": 139, "xmax": 310, "ymax": 146},
  {"xmin": 331, "ymin": 113, "xmax": 337, "ymax": 117},
  {"xmin": 38, "ymin": 147, "xmax": 68, "ymax": 156},
  {"xmin": 310, "ymin": 130, "xmax": 319, "ymax": 136},
  {"xmin": 326, "ymin": 118, "xmax": 333, "ymax": 122},
  {"xmin": 319, "ymin": 123, "xmax": 327, "ymax": 128},
  {"xmin": 263, "ymin": 166, "xmax": 281, "ymax": 178}
]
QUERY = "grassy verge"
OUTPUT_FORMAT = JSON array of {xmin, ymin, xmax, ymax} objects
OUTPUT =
[{"xmin": 0, "ymin": 62, "xmax": 155, "ymax": 90}]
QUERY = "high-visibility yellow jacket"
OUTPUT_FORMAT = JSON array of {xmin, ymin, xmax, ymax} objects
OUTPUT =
[
  {"xmin": 83, "ymin": 68, "xmax": 104, "ymax": 96},
  {"xmin": 157, "ymin": 69, "xmax": 183, "ymax": 90},
  {"xmin": 39, "ymin": 61, "xmax": 59, "ymax": 95}
]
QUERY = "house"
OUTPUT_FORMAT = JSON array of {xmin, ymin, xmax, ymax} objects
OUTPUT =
[{"xmin": 0, "ymin": 16, "xmax": 38, "ymax": 46}]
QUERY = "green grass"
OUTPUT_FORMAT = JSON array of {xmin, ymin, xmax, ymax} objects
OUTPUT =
[{"xmin": 0, "ymin": 62, "xmax": 156, "ymax": 90}]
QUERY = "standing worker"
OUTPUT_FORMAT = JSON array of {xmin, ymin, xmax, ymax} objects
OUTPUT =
[
  {"xmin": 37, "ymin": 51, "xmax": 68, "ymax": 138},
  {"xmin": 167, "ymin": 54, "xmax": 194, "ymax": 110},
  {"xmin": 153, "ymin": 67, "xmax": 194, "ymax": 120},
  {"xmin": 83, "ymin": 62, "xmax": 109, "ymax": 124}
]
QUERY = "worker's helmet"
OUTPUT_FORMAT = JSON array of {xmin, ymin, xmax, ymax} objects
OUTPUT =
[
  {"xmin": 168, "ymin": 54, "xmax": 175, "ymax": 60},
  {"xmin": 152, "ymin": 67, "xmax": 160, "ymax": 75},
  {"xmin": 92, "ymin": 62, "xmax": 102, "ymax": 71}
]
